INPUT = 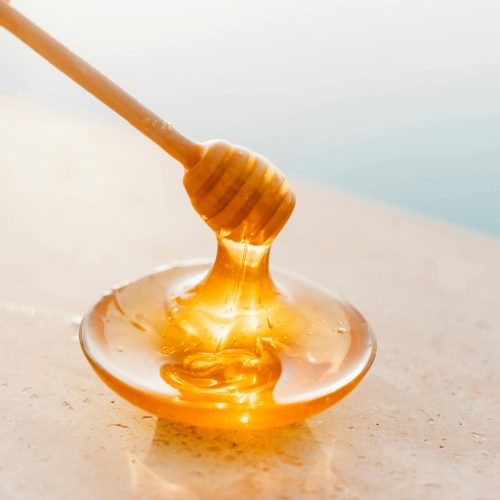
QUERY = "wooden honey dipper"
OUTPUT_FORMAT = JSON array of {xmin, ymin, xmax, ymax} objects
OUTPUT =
[{"xmin": 0, "ymin": 1, "xmax": 295, "ymax": 245}]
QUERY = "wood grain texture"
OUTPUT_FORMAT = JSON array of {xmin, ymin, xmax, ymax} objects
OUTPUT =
[{"xmin": 1, "ymin": 95, "xmax": 499, "ymax": 499}]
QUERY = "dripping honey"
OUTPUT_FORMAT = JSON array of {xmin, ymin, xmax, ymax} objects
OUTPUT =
[
  {"xmin": 159, "ymin": 237, "xmax": 289, "ymax": 406},
  {"xmin": 81, "ymin": 141, "xmax": 375, "ymax": 429},
  {"xmin": 155, "ymin": 145, "xmax": 300, "ymax": 408}
]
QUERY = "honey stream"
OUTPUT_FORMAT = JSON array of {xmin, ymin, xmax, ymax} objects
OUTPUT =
[{"xmin": 159, "ymin": 237, "xmax": 289, "ymax": 406}]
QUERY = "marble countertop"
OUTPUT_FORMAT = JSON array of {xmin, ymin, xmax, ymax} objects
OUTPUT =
[{"xmin": 1, "ymin": 96, "xmax": 499, "ymax": 499}]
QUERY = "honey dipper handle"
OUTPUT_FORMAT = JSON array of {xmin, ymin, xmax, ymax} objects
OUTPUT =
[{"xmin": 0, "ymin": 1, "xmax": 202, "ymax": 167}]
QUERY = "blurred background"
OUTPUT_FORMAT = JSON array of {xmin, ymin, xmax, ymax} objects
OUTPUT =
[{"xmin": 1, "ymin": 0, "xmax": 499, "ymax": 236}]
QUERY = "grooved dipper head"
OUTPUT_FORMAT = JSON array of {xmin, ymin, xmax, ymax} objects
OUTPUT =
[{"xmin": 183, "ymin": 140, "xmax": 295, "ymax": 245}]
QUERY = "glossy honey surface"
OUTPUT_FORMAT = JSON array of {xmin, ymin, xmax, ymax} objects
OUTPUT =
[{"xmin": 81, "ymin": 237, "xmax": 375, "ymax": 429}]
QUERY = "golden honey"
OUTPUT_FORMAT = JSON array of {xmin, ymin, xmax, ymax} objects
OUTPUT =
[
  {"xmin": 81, "ymin": 140, "xmax": 376, "ymax": 430},
  {"xmin": 81, "ymin": 236, "xmax": 375, "ymax": 429}
]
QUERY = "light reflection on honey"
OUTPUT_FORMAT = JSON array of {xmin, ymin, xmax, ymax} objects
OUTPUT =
[
  {"xmin": 159, "ymin": 238, "xmax": 286, "ymax": 407},
  {"xmin": 81, "ymin": 235, "xmax": 375, "ymax": 429}
]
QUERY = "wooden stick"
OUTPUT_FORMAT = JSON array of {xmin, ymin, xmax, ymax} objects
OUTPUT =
[{"xmin": 0, "ymin": 1, "xmax": 202, "ymax": 167}]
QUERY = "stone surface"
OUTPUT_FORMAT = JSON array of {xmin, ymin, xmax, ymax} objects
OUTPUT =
[{"xmin": 1, "ymin": 95, "xmax": 499, "ymax": 499}]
